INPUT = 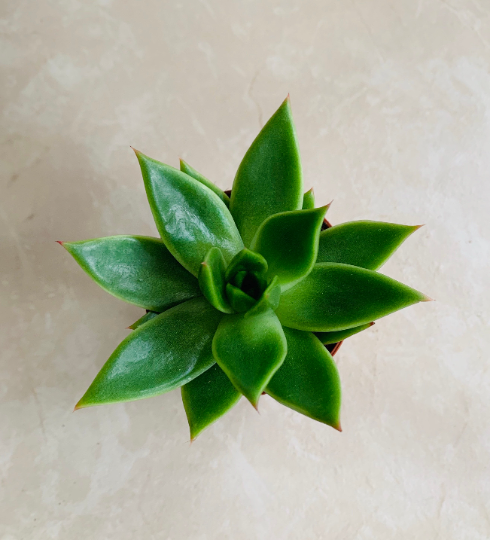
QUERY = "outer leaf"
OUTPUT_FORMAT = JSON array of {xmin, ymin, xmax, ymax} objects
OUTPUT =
[
  {"xmin": 317, "ymin": 221, "xmax": 422, "ymax": 270},
  {"xmin": 212, "ymin": 308, "xmax": 287, "ymax": 407},
  {"xmin": 266, "ymin": 328, "xmax": 341, "ymax": 430},
  {"xmin": 60, "ymin": 236, "xmax": 200, "ymax": 311},
  {"xmin": 302, "ymin": 188, "xmax": 315, "ymax": 210},
  {"xmin": 181, "ymin": 363, "xmax": 241, "ymax": 440},
  {"xmin": 276, "ymin": 263, "xmax": 429, "ymax": 332},
  {"xmin": 316, "ymin": 322, "xmax": 374, "ymax": 345},
  {"xmin": 179, "ymin": 159, "xmax": 230, "ymax": 207},
  {"xmin": 75, "ymin": 298, "xmax": 223, "ymax": 408},
  {"xmin": 225, "ymin": 283, "xmax": 256, "ymax": 313},
  {"xmin": 230, "ymin": 97, "xmax": 303, "ymax": 246},
  {"xmin": 135, "ymin": 150, "xmax": 243, "ymax": 277},
  {"xmin": 250, "ymin": 206, "xmax": 328, "ymax": 290},
  {"xmin": 198, "ymin": 247, "xmax": 233, "ymax": 314},
  {"xmin": 129, "ymin": 311, "xmax": 159, "ymax": 330}
]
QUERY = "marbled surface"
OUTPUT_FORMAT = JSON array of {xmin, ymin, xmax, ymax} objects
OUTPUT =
[{"xmin": 1, "ymin": 0, "xmax": 490, "ymax": 538}]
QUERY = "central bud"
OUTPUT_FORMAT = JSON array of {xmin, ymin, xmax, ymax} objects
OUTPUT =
[{"xmin": 198, "ymin": 247, "xmax": 281, "ymax": 315}]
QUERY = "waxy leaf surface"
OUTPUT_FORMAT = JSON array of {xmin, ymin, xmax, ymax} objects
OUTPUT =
[
  {"xmin": 230, "ymin": 97, "xmax": 303, "ymax": 246},
  {"xmin": 135, "ymin": 151, "xmax": 243, "ymax": 277},
  {"xmin": 317, "ymin": 221, "xmax": 421, "ymax": 270},
  {"xmin": 179, "ymin": 159, "xmax": 230, "ymax": 207},
  {"xmin": 198, "ymin": 247, "xmax": 233, "ymax": 313},
  {"xmin": 76, "ymin": 298, "xmax": 223, "ymax": 408},
  {"xmin": 181, "ymin": 363, "xmax": 241, "ymax": 440},
  {"xmin": 250, "ymin": 206, "xmax": 327, "ymax": 289},
  {"xmin": 62, "ymin": 236, "xmax": 200, "ymax": 311},
  {"xmin": 267, "ymin": 328, "xmax": 341, "ymax": 429},
  {"xmin": 276, "ymin": 263, "xmax": 428, "ymax": 332},
  {"xmin": 212, "ymin": 308, "xmax": 287, "ymax": 407},
  {"xmin": 316, "ymin": 322, "xmax": 374, "ymax": 345}
]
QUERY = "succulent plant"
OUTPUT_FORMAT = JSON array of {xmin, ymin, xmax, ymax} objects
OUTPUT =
[{"xmin": 59, "ymin": 97, "xmax": 429, "ymax": 440}]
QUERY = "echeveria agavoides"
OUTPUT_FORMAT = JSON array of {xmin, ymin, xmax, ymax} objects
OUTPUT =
[{"xmin": 60, "ymin": 98, "xmax": 430, "ymax": 440}]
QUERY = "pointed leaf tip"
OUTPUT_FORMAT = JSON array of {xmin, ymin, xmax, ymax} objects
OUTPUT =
[
  {"xmin": 56, "ymin": 240, "xmax": 64, "ymax": 246},
  {"xmin": 422, "ymin": 295, "xmax": 434, "ymax": 302},
  {"xmin": 334, "ymin": 422, "xmax": 342, "ymax": 432}
]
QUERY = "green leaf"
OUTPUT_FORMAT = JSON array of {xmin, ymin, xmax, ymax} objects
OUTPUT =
[
  {"xmin": 75, "ymin": 298, "xmax": 223, "ymax": 408},
  {"xmin": 134, "ymin": 150, "xmax": 243, "ymax": 277},
  {"xmin": 316, "ymin": 322, "xmax": 374, "ymax": 345},
  {"xmin": 276, "ymin": 263, "xmax": 429, "ymax": 332},
  {"xmin": 230, "ymin": 97, "xmax": 303, "ymax": 246},
  {"xmin": 250, "ymin": 206, "xmax": 328, "ymax": 290},
  {"xmin": 246, "ymin": 275, "xmax": 281, "ymax": 316},
  {"xmin": 181, "ymin": 363, "xmax": 241, "ymax": 440},
  {"xmin": 317, "ymin": 221, "xmax": 422, "ymax": 270},
  {"xmin": 60, "ymin": 236, "xmax": 201, "ymax": 311},
  {"xmin": 179, "ymin": 159, "xmax": 230, "ymax": 207},
  {"xmin": 128, "ymin": 311, "xmax": 159, "ymax": 330},
  {"xmin": 212, "ymin": 308, "xmax": 287, "ymax": 407},
  {"xmin": 198, "ymin": 247, "xmax": 233, "ymax": 314},
  {"xmin": 302, "ymin": 188, "xmax": 315, "ymax": 210},
  {"xmin": 225, "ymin": 283, "xmax": 256, "ymax": 313},
  {"xmin": 224, "ymin": 248, "xmax": 268, "ymax": 282},
  {"xmin": 266, "ymin": 328, "xmax": 341, "ymax": 430}
]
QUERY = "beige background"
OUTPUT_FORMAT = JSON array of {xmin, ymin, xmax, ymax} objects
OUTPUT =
[{"xmin": 1, "ymin": 0, "xmax": 490, "ymax": 538}]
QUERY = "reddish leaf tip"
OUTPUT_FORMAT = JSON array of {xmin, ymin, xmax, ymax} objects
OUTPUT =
[
  {"xmin": 413, "ymin": 224, "xmax": 425, "ymax": 230},
  {"xmin": 369, "ymin": 321, "xmax": 375, "ymax": 327},
  {"xmin": 131, "ymin": 146, "xmax": 142, "ymax": 156},
  {"xmin": 333, "ymin": 422, "xmax": 342, "ymax": 432},
  {"xmin": 56, "ymin": 240, "xmax": 64, "ymax": 246},
  {"xmin": 422, "ymin": 295, "xmax": 434, "ymax": 302}
]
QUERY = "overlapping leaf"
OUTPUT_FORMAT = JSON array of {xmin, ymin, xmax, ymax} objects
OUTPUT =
[
  {"xmin": 182, "ymin": 363, "xmax": 241, "ymax": 440},
  {"xmin": 317, "ymin": 221, "xmax": 421, "ymax": 270},
  {"xmin": 179, "ymin": 159, "xmax": 230, "ymax": 207},
  {"xmin": 267, "ymin": 328, "xmax": 341, "ymax": 429},
  {"xmin": 250, "ymin": 206, "xmax": 328, "ymax": 290},
  {"xmin": 212, "ymin": 308, "xmax": 287, "ymax": 407},
  {"xmin": 135, "ymin": 150, "xmax": 243, "ymax": 277},
  {"xmin": 61, "ymin": 236, "xmax": 200, "ymax": 311},
  {"xmin": 276, "ymin": 263, "xmax": 428, "ymax": 332},
  {"xmin": 230, "ymin": 97, "xmax": 303, "ymax": 246},
  {"xmin": 316, "ymin": 322, "xmax": 374, "ymax": 345},
  {"xmin": 76, "ymin": 298, "xmax": 223, "ymax": 408}
]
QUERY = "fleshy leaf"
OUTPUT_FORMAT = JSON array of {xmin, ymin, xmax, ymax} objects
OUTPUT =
[
  {"xmin": 317, "ymin": 221, "xmax": 422, "ymax": 270},
  {"xmin": 246, "ymin": 275, "xmax": 281, "ymax": 316},
  {"xmin": 225, "ymin": 283, "xmax": 256, "ymax": 313},
  {"xmin": 316, "ymin": 322, "xmax": 374, "ymax": 345},
  {"xmin": 135, "ymin": 150, "xmax": 243, "ymax": 277},
  {"xmin": 181, "ymin": 363, "xmax": 241, "ymax": 440},
  {"xmin": 60, "ymin": 236, "xmax": 200, "ymax": 311},
  {"xmin": 212, "ymin": 308, "xmax": 287, "ymax": 407},
  {"xmin": 302, "ymin": 188, "xmax": 315, "ymax": 210},
  {"xmin": 250, "ymin": 206, "xmax": 328, "ymax": 290},
  {"xmin": 75, "ymin": 298, "xmax": 223, "ymax": 408},
  {"xmin": 129, "ymin": 311, "xmax": 159, "ymax": 330},
  {"xmin": 224, "ymin": 248, "xmax": 268, "ymax": 282},
  {"xmin": 179, "ymin": 159, "xmax": 230, "ymax": 207},
  {"xmin": 198, "ymin": 247, "xmax": 233, "ymax": 314},
  {"xmin": 266, "ymin": 328, "xmax": 341, "ymax": 430},
  {"xmin": 276, "ymin": 263, "xmax": 429, "ymax": 332},
  {"xmin": 230, "ymin": 97, "xmax": 303, "ymax": 246}
]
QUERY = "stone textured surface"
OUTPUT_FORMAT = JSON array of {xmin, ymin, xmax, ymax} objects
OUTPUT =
[{"xmin": 1, "ymin": 0, "xmax": 490, "ymax": 538}]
